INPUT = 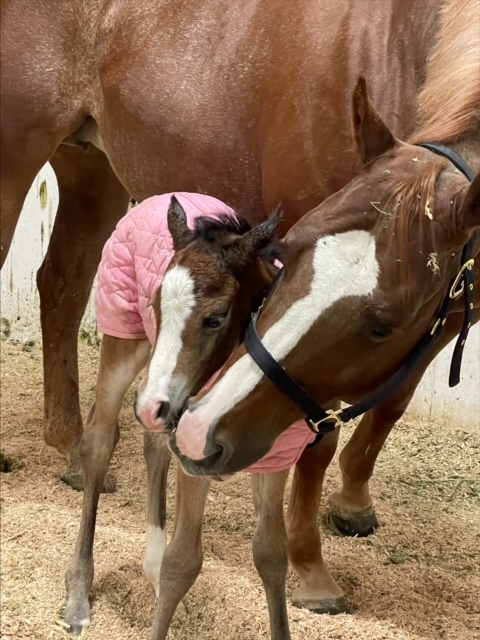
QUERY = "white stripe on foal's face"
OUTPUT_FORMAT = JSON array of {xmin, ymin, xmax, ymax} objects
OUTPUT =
[
  {"xmin": 140, "ymin": 265, "xmax": 196, "ymax": 406},
  {"xmin": 175, "ymin": 230, "xmax": 379, "ymax": 460}
]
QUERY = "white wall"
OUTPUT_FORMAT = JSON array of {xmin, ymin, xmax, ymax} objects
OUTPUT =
[
  {"xmin": 1, "ymin": 164, "xmax": 98, "ymax": 344},
  {"xmin": 1, "ymin": 165, "xmax": 479, "ymax": 431}
]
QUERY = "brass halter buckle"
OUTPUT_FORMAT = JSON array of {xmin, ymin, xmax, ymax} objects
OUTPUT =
[
  {"xmin": 449, "ymin": 258, "xmax": 475, "ymax": 300},
  {"xmin": 309, "ymin": 408, "xmax": 344, "ymax": 432}
]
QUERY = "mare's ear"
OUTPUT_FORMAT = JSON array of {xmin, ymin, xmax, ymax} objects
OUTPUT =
[
  {"xmin": 456, "ymin": 172, "xmax": 480, "ymax": 232},
  {"xmin": 226, "ymin": 207, "xmax": 282, "ymax": 276},
  {"xmin": 167, "ymin": 195, "xmax": 194, "ymax": 251},
  {"xmin": 353, "ymin": 77, "xmax": 398, "ymax": 164}
]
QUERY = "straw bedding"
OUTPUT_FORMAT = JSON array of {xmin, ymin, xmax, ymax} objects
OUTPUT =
[{"xmin": 1, "ymin": 340, "xmax": 479, "ymax": 640}]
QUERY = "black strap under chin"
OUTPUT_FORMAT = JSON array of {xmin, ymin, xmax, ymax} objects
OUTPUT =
[{"xmin": 244, "ymin": 142, "xmax": 477, "ymax": 438}]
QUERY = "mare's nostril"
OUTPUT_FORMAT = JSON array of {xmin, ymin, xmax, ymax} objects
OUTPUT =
[
  {"xmin": 201, "ymin": 440, "xmax": 225, "ymax": 464},
  {"xmin": 155, "ymin": 400, "xmax": 171, "ymax": 421}
]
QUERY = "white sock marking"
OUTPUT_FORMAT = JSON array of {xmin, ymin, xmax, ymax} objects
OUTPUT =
[
  {"xmin": 143, "ymin": 524, "xmax": 167, "ymax": 598},
  {"xmin": 178, "ymin": 230, "xmax": 379, "ymax": 443}
]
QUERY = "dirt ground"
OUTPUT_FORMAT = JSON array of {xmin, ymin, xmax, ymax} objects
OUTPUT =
[{"xmin": 1, "ymin": 339, "xmax": 479, "ymax": 640}]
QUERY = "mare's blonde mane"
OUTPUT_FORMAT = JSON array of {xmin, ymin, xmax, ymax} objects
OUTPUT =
[{"xmin": 411, "ymin": 0, "xmax": 480, "ymax": 145}]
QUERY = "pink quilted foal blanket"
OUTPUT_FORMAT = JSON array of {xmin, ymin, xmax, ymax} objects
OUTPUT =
[{"xmin": 96, "ymin": 192, "xmax": 316, "ymax": 474}]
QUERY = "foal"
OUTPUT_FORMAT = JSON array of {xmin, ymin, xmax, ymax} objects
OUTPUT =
[{"xmin": 65, "ymin": 193, "xmax": 345, "ymax": 638}]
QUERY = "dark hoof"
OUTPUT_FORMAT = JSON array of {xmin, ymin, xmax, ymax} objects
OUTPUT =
[
  {"xmin": 0, "ymin": 452, "xmax": 14, "ymax": 473},
  {"xmin": 328, "ymin": 510, "xmax": 379, "ymax": 537},
  {"xmin": 61, "ymin": 470, "xmax": 116, "ymax": 494},
  {"xmin": 67, "ymin": 623, "xmax": 87, "ymax": 636},
  {"xmin": 293, "ymin": 595, "xmax": 351, "ymax": 615},
  {"xmin": 61, "ymin": 469, "xmax": 85, "ymax": 492}
]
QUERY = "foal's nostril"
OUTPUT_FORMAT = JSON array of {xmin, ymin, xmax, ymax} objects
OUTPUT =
[{"xmin": 155, "ymin": 400, "xmax": 171, "ymax": 421}]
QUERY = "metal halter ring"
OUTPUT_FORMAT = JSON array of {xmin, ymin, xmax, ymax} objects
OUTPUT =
[
  {"xmin": 449, "ymin": 259, "xmax": 475, "ymax": 300},
  {"xmin": 308, "ymin": 408, "xmax": 344, "ymax": 432}
]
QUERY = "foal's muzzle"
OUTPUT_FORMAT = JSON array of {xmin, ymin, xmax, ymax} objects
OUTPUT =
[{"xmin": 134, "ymin": 392, "xmax": 174, "ymax": 432}]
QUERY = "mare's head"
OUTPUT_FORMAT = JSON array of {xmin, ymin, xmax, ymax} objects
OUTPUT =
[
  {"xmin": 172, "ymin": 79, "xmax": 480, "ymax": 476},
  {"xmin": 135, "ymin": 197, "xmax": 280, "ymax": 431}
]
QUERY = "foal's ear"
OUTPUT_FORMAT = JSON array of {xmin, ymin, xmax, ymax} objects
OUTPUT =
[
  {"xmin": 456, "ymin": 173, "xmax": 480, "ymax": 232},
  {"xmin": 226, "ymin": 207, "xmax": 282, "ymax": 275},
  {"xmin": 353, "ymin": 77, "xmax": 398, "ymax": 164},
  {"xmin": 167, "ymin": 196, "xmax": 195, "ymax": 251},
  {"xmin": 240, "ymin": 205, "xmax": 283, "ymax": 254},
  {"xmin": 246, "ymin": 206, "xmax": 282, "ymax": 251}
]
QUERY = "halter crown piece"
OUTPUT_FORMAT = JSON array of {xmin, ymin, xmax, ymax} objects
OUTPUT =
[{"xmin": 244, "ymin": 143, "xmax": 476, "ymax": 443}]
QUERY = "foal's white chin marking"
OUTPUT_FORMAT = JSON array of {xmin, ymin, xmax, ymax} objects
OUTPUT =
[
  {"xmin": 143, "ymin": 524, "xmax": 167, "ymax": 598},
  {"xmin": 175, "ymin": 230, "xmax": 379, "ymax": 460},
  {"xmin": 138, "ymin": 266, "xmax": 196, "ymax": 408}
]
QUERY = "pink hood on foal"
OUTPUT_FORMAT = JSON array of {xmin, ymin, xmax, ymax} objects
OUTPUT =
[{"xmin": 96, "ymin": 192, "xmax": 316, "ymax": 474}]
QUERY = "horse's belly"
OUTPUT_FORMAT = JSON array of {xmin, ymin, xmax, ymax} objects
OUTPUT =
[{"xmin": 93, "ymin": 0, "xmax": 266, "ymax": 217}]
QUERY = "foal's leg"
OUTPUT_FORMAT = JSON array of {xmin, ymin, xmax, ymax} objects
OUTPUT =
[
  {"xmin": 64, "ymin": 336, "xmax": 150, "ymax": 634},
  {"xmin": 287, "ymin": 430, "xmax": 350, "ymax": 614},
  {"xmin": 150, "ymin": 467, "xmax": 211, "ymax": 639},
  {"xmin": 143, "ymin": 432, "xmax": 172, "ymax": 597},
  {"xmin": 251, "ymin": 471, "xmax": 291, "ymax": 640},
  {"xmin": 37, "ymin": 144, "xmax": 130, "ymax": 489}
]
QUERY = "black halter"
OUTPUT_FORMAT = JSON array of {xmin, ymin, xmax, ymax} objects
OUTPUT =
[{"xmin": 244, "ymin": 144, "xmax": 477, "ymax": 440}]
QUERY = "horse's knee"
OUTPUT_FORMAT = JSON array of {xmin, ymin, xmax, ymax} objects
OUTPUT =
[{"xmin": 253, "ymin": 522, "xmax": 288, "ymax": 585}]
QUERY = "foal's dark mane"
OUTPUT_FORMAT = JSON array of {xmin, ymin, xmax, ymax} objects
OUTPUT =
[
  {"xmin": 193, "ymin": 213, "xmax": 252, "ymax": 239},
  {"xmin": 193, "ymin": 213, "xmax": 281, "ymax": 266}
]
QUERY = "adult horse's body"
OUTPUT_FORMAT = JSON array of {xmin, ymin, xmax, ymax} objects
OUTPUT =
[{"xmin": 2, "ymin": 0, "xmax": 442, "ymax": 485}]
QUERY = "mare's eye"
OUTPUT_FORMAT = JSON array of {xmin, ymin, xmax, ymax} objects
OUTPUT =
[
  {"xmin": 203, "ymin": 314, "xmax": 227, "ymax": 330},
  {"xmin": 370, "ymin": 325, "xmax": 394, "ymax": 342}
]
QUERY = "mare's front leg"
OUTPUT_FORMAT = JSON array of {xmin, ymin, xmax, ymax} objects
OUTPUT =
[
  {"xmin": 64, "ymin": 336, "xmax": 150, "ymax": 635},
  {"xmin": 328, "ymin": 324, "xmax": 462, "ymax": 537},
  {"xmin": 37, "ymin": 145, "xmax": 130, "ymax": 489},
  {"xmin": 150, "ymin": 467, "xmax": 211, "ymax": 639},
  {"xmin": 143, "ymin": 431, "xmax": 171, "ymax": 597},
  {"xmin": 251, "ymin": 471, "xmax": 291, "ymax": 640},
  {"xmin": 287, "ymin": 429, "xmax": 350, "ymax": 614},
  {"xmin": 328, "ymin": 406, "xmax": 403, "ymax": 537}
]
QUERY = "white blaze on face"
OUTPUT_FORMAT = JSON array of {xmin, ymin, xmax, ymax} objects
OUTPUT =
[
  {"xmin": 175, "ymin": 230, "xmax": 380, "ymax": 460},
  {"xmin": 139, "ymin": 265, "xmax": 196, "ymax": 408}
]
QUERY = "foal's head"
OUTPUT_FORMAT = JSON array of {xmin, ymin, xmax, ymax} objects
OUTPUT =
[
  {"xmin": 135, "ymin": 197, "xmax": 280, "ymax": 430},
  {"xmin": 172, "ymin": 78, "xmax": 480, "ymax": 476}
]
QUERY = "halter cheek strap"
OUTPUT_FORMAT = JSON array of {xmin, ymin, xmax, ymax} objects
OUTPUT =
[
  {"xmin": 244, "ymin": 143, "xmax": 477, "ymax": 439},
  {"xmin": 418, "ymin": 143, "xmax": 476, "ymax": 386}
]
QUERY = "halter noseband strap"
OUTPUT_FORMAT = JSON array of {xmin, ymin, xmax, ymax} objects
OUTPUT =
[{"xmin": 244, "ymin": 143, "xmax": 477, "ymax": 438}]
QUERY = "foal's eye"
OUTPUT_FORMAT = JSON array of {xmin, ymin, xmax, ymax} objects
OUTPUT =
[{"xmin": 203, "ymin": 314, "xmax": 227, "ymax": 330}]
